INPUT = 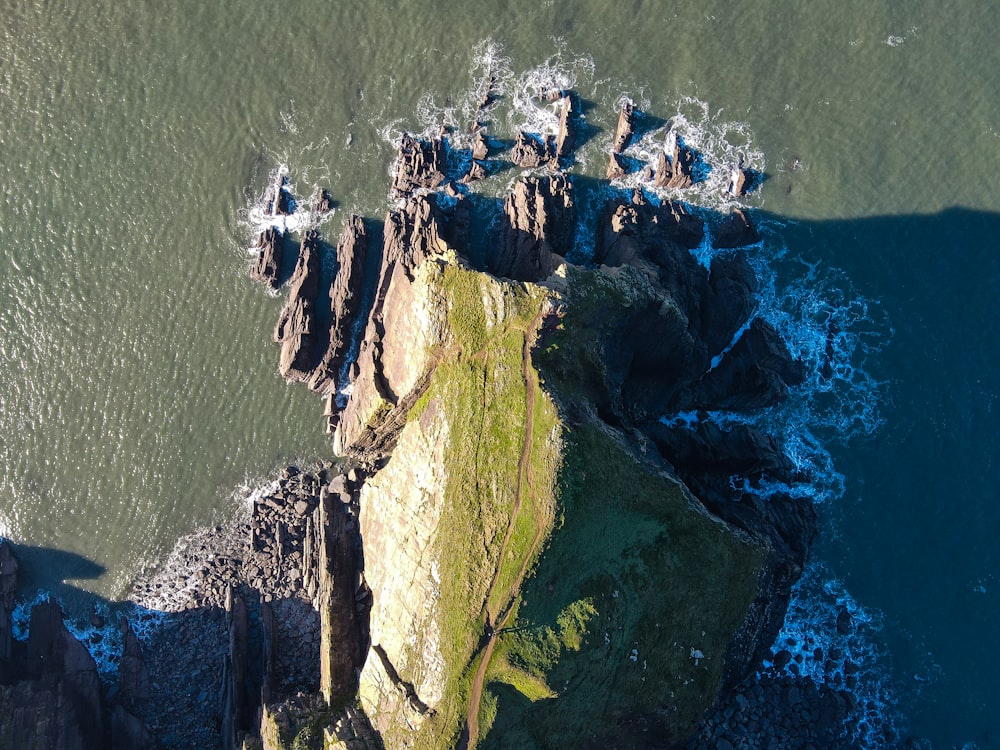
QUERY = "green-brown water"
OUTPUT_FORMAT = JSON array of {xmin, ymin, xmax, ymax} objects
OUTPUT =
[{"xmin": 2, "ymin": 2, "xmax": 998, "ymax": 746}]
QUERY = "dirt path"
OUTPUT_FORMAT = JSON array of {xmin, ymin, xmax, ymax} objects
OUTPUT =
[{"xmin": 461, "ymin": 307, "xmax": 548, "ymax": 750}]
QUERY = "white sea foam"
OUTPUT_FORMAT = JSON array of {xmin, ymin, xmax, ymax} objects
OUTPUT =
[{"xmin": 763, "ymin": 564, "xmax": 903, "ymax": 746}]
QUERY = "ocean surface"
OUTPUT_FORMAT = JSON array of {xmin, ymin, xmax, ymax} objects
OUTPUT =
[{"xmin": 2, "ymin": 1, "xmax": 998, "ymax": 746}]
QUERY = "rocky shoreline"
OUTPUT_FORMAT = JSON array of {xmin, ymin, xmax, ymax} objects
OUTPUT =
[{"xmin": 2, "ymin": 82, "xmax": 914, "ymax": 749}]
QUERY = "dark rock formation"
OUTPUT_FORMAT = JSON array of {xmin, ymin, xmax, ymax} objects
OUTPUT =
[
  {"xmin": 654, "ymin": 138, "xmax": 696, "ymax": 189},
  {"xmin": 318, "ymin": 486, "xmax": 366, "ymax": 705},
  {"xmin": 714, "ymin": 208, "xmax": 760, "ymax": 249},
  {"xmin": 727, "ymin": 161, "xmax": 754, "ymax": 197},
  {"xmin": 249, "ymin": 227, "xmax": 284, "ymax": 289},
  {"xmin": 0, "ymin": 540, "xmax": 16, "ymax": 665},
  {"xmin": 488, "ymin": 174, "xmax": 574, "ymax": 282},
  {"xmin": 274, "ymin": 230, "xmax": 322, "ymax": 382},
  {"xmin": 391, "ymin": 133, "xmax": 446, "ymax": 197},
  {"xmin": 0, "ymin": 599, "xmax": 107, "ymax": 750},
  {"xmin": 118, "ymin": 618, "xmax": 150, "ymax": 706},
  {"xmin": 267, "ymin": 173, "xmax": 293, "ymax": 216},
  {"xmin": 313, "ymin": 186, "xmax": 336, "ymax": 215},
  {"xmin": 308, "ymin": 215, "xmax": 369, "ymax": 395},
  {"xmin": 606, "ymin": 99, "xmax": 635, "ymax": 179},
  {"xmin": 510, "ymin": 131, "xmax": 555, "ymax": 168},
  {"xmin": 220, "ymin": 588, "xmax": 249, "ymax": 750}
]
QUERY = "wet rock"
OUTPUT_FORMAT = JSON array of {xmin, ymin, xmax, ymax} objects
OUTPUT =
[
  {"xmin": 836, "ymin": 608, "xmax": 852, "ymax": 635},
  {"xmin": 654, "ymin": 138, "xmax": 695, "ymax": 189},
  {"xmin": 460, "ymin": 160, "xmax": 488, "ymax": 184},
  {"xmin": 268, "ymin": 173, "xmax": 293, "ymax": 216},
  {"xmin": 606, "ymin": 151, "xmax": 627, "ymax": 180},
  {"xmin": 552, "ymin": 94, "xmax": 576, "ymax": 162},
  {"xmin": 472, "ymin": 131, "xmax": 489, "ymax": 161},
  {"xmin": 313, "ymin": 186, "xmax": 336, "ymax": 215}
]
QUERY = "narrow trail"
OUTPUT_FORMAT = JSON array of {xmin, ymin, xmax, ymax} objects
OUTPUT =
[{"xmin": 461, "ymin": 307, "xmax": 549, "ymax": 750}]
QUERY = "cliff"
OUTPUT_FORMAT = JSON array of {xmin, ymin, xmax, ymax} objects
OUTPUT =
[{"xmin": 1, "ymin": 89, "xmax": 819, "ymax": 750}]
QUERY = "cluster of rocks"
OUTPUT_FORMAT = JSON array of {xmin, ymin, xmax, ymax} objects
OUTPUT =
[{"xmin": 689, "ymin": 673, "xmax": 879, "ymax": 750}]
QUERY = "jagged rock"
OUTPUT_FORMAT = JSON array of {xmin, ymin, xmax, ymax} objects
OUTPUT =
[
  {"xmin": 472, "ymin": 131, "xmax": 489, "ymax": 161},
  {"xmin": 552, "ymin": 94, "xmax": 576, "ymax": 162},
  {"xmin": 267, "ymin": 173, "xmax": 293, "ymax": 216},
  {"xmin": 612, "ymin": 99, "xmax": 636, "ymax": 153},
  {"xmin": 606, "ymin": 151, "xmax": 627, "ymax": 180},
  {"xmin": 221, "ymin": 588, "xmax": 250, "ymax": 750},
  {"xmin": 510, "ymin": 131, "xmax": 555, "ymax": 168},
  {"xmin": 654, "ymin": 138, "xmax": 696, "ymax": 189},
  {"xmin": 390, "ymin": 133, "xmax": 446, "ymax": 197},
  {"xmin": 313, "ymin": 186, "xmax": 336, "ymax": 215},
  {"xmin": 488, "ymin": 174, "xmax": 574, "ymax": 282},
  {"xmin": 335, "ymin": 195, "xmax": 459, "ymax": 455},
  {"xmin": 308, "ymin": 216, "xmax": 369, "ymax": 394},
  {"xmin": 714, "ymin": 208, "xmax": 760, "ymax": 249},
  {"xmin": 118, "ymin": 618, "xmax": 150, "ymax": 705},
  {"xmin": 727, "ymin": 163, "xmax": 753, "ymax": 197},
  {"xmin": 318, "ymin": 491, "xmax": 365, "ymax": 705},
  {"xmin": 460, "ymin": 160, "xmax": 488, "ymax": 184},
  {"xmin": 110, "ymin": 704, "xmax": 159, "ymax": 750},
  {"xmin": 0, "ymin": 540, "xmax": 17, "ymax": 664},
  {"xmin": 249, "ymin": 228, "xmax": 284, "ymax": 289},
  {"xmin": 273, "ymin": 231, "xmax": 322, "ymax": 383}
]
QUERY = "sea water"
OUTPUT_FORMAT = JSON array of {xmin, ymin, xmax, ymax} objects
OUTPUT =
[{"xmin": 2, "ymin": 2, "xmax": 998, "ymax": 746}]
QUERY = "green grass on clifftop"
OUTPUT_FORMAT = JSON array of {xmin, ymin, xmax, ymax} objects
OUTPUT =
[{"xmin": 480, "ymin": 423, "xmax": 767, "ymax": 748}]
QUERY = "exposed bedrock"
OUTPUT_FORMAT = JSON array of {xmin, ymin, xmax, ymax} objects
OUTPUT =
[
  {"xmin": 488, "ymin": 173, "xmax": 575, "ymax": 282},
  {"xmin": 308, "ymin": 215, "xmax": 369, "ymax": 395},
  {"xmin": 606, "ymin": 99, "xmax": 636, "ymax": 179},
  {"xmin": 335, "ymin": 193, "xmax": 466, "ymax": 457},
  {"xmin": 714, "ymin": 207, "xmax": 761, "ymax": 249},
  {"xmin": 391, "ymin": 132, "xmax": 446, "ymax": 197},
  {"xmin": 510, "ymin": 130, "xmax": 555, "ymax": 168},
  {"xmin": 553, "ymin": 93, "xmax": 576, "ymax": 162},
  {"xmin": 249, "ymin": 227, "xmax": 284, "ymax": 289},
  {"xmin": 273, "ymin": 230, "xmax": 322, "ymax": 383},
  {"xmin": 654, "ymin": 138, "xmax": 696, "ymax": 189}
]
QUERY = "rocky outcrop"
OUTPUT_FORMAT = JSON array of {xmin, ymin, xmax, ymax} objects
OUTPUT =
[
  {"xmin": 249, "ymin": 227, "xmax": 284, "ymax": 289},
  {"xmin": 118, "ymin": 618, "xmax": 150, "ymax": 706},
  {"xmin": 606, "ymin": 99, "xmax": 635, "ymax": 178},
  {"xmin": 308, "ymin": 215, "xmax": 369, "ymax": 395},
  {"xmin": 654, "ymin": 137, "xmax": 696, "ymax": 189},
  {"xmin": 714, "ymin": 207, "xmax": 760, "ymax": 249},
  {"xmin": 313, "ymin": 186, "xmax": 336, "ymax": 215},
  {"xmin": 553, "ymin": 94, "xmax": 576, "ymax": 162},
  {"xmin": 273, "ymin": 230, "xmax": 322, "ymax": 382},
  {"xmin": 510, "ymin": 130, "xmax": 555, "ymax": 168},
  {"xmin": 267, "ymin": 173, "xmax": 293, "ymax": 216},
  {"xmin": 488, "ymin": 173, "xmax": 574, "ymax": 282},
  {"xmin": 390, "ymin": 133, "xmax": 446, "ymax": 197},
  {"xmin": 334, "ymin": 195, "xmax": 459, "ymax": 456},
  {"xmin": 221, "ymin": 588, "xmax": 249, "ymax": 750}
]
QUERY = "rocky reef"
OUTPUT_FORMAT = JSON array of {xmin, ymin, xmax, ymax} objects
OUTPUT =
[{"xmin": 3, "ymin": 85, "xmax": 862, "ymax": 750}]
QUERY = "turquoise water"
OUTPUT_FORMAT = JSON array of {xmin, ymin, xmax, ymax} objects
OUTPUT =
[{"xmin": 2, "ymin": 1, "xmax": 998, "ymax": 746}]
